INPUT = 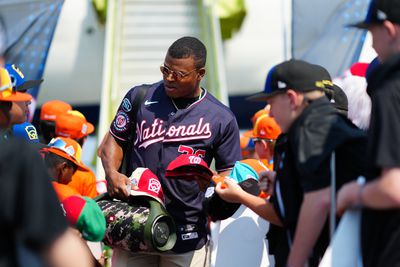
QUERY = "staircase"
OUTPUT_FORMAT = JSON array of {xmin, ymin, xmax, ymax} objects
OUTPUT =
[{"xmin": 97, "ymin": 0, "xmax": 227, "ymax": 176}]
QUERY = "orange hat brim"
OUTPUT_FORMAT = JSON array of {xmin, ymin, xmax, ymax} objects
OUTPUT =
[
  {"xmin": 0, "ymin": 91, "xmax": 32, "ymax": 102},
  {"xmin": 242, "ymin": 129, "xmax": 255, "ymax": 138},
  {"xmin": 86, "ymin": 122, "xmax": 95, "ymax": 135},
  {"xmin": 42, "ymin": 147, "xmax": 90, "ymax": 172}
]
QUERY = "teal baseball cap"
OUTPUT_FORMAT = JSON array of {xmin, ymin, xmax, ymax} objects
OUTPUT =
[{"xmin": 229, "ymin": 161, "xmax": 260, "ymax": 183}]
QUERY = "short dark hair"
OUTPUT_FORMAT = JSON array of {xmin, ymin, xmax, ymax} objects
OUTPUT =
[
  {"xmin": 39, "ymin": 120, "xmax": 56, "ymax": 144},
  {"xmin": 167, "ymin": 36, "xmax": 207, "ymax": 69},
  {"xmin": 0, "ymin": 101, "xmax": 11, "ymax": 113},
  {"xmin": 44, "ymin": 152, "xmax": 77, "ymax": 174},
  {"xmin": 0, "ymin": 101, "xmax": 11, "ymax": 127}
]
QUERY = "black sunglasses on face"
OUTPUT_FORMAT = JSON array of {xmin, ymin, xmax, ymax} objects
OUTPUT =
[{"xmin": 252, "ymin": 138, "xmax": 275, "ymax": 143}]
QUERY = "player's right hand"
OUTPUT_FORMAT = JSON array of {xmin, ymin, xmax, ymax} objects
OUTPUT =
[{"xmin": 106, "ymin": 170, "xmax": 131, "ymax": 200}]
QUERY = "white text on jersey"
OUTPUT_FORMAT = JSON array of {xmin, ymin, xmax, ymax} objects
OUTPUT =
[{"xmin": 135, "ymin": 118, "xmax": 212, "ymax": 148}]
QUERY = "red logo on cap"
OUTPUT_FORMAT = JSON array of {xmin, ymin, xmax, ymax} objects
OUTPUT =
[{"xmin": 129, "ymin": 168, "xmax": 165, "ymax": 205}]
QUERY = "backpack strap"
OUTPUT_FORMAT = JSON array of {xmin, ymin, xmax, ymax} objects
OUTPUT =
[{"xmin": 119, "ymin": 85, "xmax": 149, "ymax": 176}]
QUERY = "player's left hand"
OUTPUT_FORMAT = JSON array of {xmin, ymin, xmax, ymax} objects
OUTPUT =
[
  {"xmin": 337, "ymin": 181, "xmax": 360, "ymax": 216},
  {"xmin": 215, "ymin": 177, "xmax": 244, "ymax": 203}
]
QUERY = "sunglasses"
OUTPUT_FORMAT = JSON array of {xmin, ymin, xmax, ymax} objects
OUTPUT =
[
  {"xmin": 160, "ymin": 65, "xmax": 198, "ymax": 80},
  {"xmin": 48, "ymin": 138, "xmax": 80, "ymax": 162},
  {"xmin": 252, "ymin": 138, "xmax": 276, "ymax": 143}
]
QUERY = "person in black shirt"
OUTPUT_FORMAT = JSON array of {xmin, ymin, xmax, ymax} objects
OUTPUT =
[
  {"xmin": 216, "ymin": 60, "xmax": 366, "ymax": 267},
  {"xmin": 338, "ymin": 0, "xmax": 400, "ymax": 266}
]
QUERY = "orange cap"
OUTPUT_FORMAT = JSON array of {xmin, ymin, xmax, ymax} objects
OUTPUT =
[
  {"xmin": 42, "ymin": 137, "xmax": 89, "ymax": 172},
  {"xmin": 0, "ymin": 67, "xmax": 32, "ymax": 102},
  {"xmin": 40, "ymin": 100, "xmax": 72, "ymax": 121},
  {"xmin": 251, "ymin": 105, "xmax": 270, "ymax": 125},
  {"xmin": 247, "ymin": 114, "xmax": 281, "ymax": 140},
  {"xmin": 211, "ymin": 174, "xmax": 226, "ymax": 189},
  {"xmin": 55, "ymin": 110, "xmax": 94, "ymax": 139}
]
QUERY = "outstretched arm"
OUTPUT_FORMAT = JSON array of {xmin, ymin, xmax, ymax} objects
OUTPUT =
[{"xmin": 215, "ymin": 178, "xmax": 282, "ymax": 226}]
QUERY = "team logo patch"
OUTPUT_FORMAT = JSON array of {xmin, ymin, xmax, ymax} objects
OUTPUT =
[
  {"xmin": 377, "ymin": 10, "xmax": 387, "ymax": 20},
  {"xmin": 64, "ymin": 145, "xmax": 75, "ymax": 157},
  {"xmin": 25, "ymin": 125, "xmax": 38, "ymax": 140},
  {"xmin": 181, "ymin": 232, "xmax": 198, "ymax": 240},
  {"xmin": 277, "ymin": 81, "xmax": 287, "ymax": 89},
  {"xmin": 81, "ymin": 124, "xmax": 88, "ymax": 134},
  {"xmin": 148, "ymin": 178, "xmax": 161, "ymax": 194},
  {"xmin": 114, "ymin": 111, "xmax": 130, "ymax": 132},
  {"xmin": 122, "ymin": 98, "xmax": 132, "ymax": 112}
]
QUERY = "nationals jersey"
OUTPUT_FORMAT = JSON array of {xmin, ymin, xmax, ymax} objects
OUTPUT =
[{"xmin": 109, "ymin": 81, "xmax": 241, "ymax": 252}]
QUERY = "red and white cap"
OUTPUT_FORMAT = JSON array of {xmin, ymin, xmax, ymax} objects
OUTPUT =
[{"xmin": 129, "ymin": 168, "xmax": 164, "ymax": 205}]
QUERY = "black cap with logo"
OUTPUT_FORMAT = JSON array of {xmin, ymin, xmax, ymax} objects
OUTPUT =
[{"xmin": 247, "ymin": 59, "xmax": 333, "ymax": 102}]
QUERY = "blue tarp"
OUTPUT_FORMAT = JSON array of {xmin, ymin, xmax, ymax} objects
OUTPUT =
[{"xmin": 1, "ymin": 0, "xmax": 64, "ymax": 99}]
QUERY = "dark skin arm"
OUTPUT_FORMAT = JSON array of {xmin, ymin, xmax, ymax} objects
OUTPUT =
[{"xmin": 98, "ymin": 132, "xmax": 130, "ymax": 199}]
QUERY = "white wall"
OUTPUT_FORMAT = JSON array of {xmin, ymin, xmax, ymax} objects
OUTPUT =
[
  {"xmin": 39, "ymin": 0, "xmax": 285, "ymax": 104},
  {"xmin": 37, "ymin": 0, "xmax": 105, "ymax": 106},
  {"xmin": 39, "ymin": 0, "xmax": 372, "ymax": 103},
  {"xmin": 223, "ymin": 0, "xmax": 286, "ymax": 95}
]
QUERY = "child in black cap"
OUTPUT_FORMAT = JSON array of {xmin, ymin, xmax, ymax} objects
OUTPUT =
[{"xmin": 217, "ymin": 59, "xmax": 367, "ymax": 267}]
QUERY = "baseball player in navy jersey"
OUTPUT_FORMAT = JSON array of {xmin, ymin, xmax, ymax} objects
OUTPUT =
[{"xmin": 99, "ymin": 36, "xmax": 241, "ymax": 267}]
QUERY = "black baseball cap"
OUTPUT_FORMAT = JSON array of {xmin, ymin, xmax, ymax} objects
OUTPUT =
[
  {"xmin": 247, "ymin": 59, "xmax": 333, "ymax": 102},
  {"xmin": 349, "ymin": 0, "xmax": 400, "ymax": 29}
]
